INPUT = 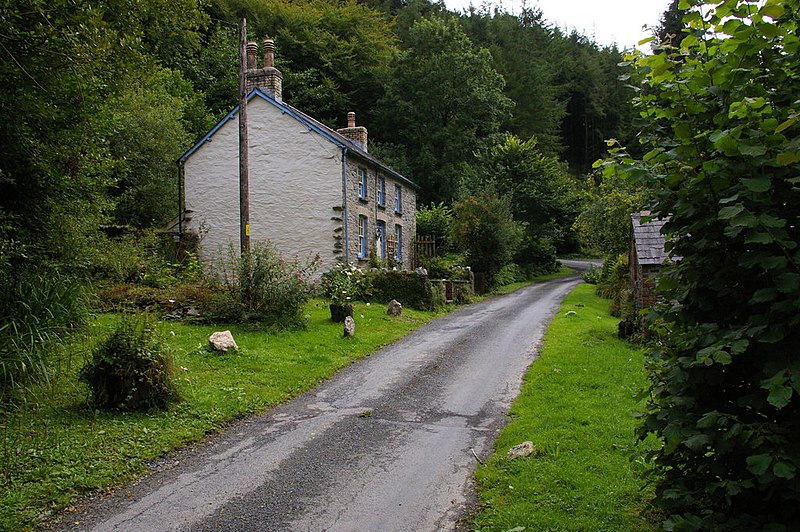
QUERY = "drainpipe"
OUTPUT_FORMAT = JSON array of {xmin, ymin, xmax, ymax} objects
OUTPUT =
[
  {"xmin": 177, "ymin": 160, "xmax": 183, "ymax": 236},
  {"xmin": 341, "ymin": 147, "xmax": 350, "ymax": 263}
]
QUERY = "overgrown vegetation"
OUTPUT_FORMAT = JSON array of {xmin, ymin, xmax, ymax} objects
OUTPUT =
[
  {"xmin": 471, "ymin": 283, "xmax": 658, "ymax": 531},
  {"xmin": 602, "ymin": 1, "xmax": 800, "ymax": 528},
  {"xmin": 208, "ymin": 242, "xmax": 320, "ymax": 328},
  {"xmin": 0, "ymin": 272, "xmax": 88, "ymax": 405},
  {"xmin": 81, "ymin": 314, "xmax": 179, "ymax": 411},
  {"xmin": 451, "ymin": 195, "xmax": 522, "ymax": 291}
]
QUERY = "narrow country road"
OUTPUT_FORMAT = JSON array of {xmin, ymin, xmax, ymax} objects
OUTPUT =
[{"xmin": 58, "ymin": 274, "xmax": 582, "ymax": 532}]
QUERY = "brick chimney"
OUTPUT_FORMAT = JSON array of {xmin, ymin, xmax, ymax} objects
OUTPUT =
[
  {"xmin": 246, "ymin": 38, "xmax": 282, "ymax": 101},
  {"xmin": 337, "ymin": 112, "xmax": 368, "ymax": 152}
]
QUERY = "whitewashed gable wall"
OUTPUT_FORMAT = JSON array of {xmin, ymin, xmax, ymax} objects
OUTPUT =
[{"xmin": 184, "ymin": 97, "xmax": 342, "ymax": 270}]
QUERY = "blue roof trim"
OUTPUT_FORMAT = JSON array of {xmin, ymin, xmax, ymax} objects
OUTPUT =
[
  {"xmin": 179, "ymin": 101, "xmax": 238, "ymax": 163},
  {"xmin": 178, "ymin": 88, "xmax": 418, "ymax": 190}
]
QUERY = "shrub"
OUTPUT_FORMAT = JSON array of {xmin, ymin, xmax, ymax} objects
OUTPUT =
[
  {"xmin": 451, "ymin": 195, "xmax": 522, "ymax": 290},
  {"xmin": 366, "ymin": 270, "xmax": 443, "ymax": 311},
  {"xmin": 596, "ymin": 254, "xmax": 633, "ymax": 319},
  {"xmin": 416, "ymin": 202, "xmax": 453, "ymax": 253},
  {"xmin": 81, "ymin": 314, "xmax": 178, "ymax": 411},
  {"xmin": 515, "ymin": 235, "xmax": 558, "ymax": 275},
  {"xmin": 494, "ymin": 263, "xmax": 526, "ymax": 287},
  {"xmin": 419, "ymin": 254, "xmax": 470, "ymax": 280},
  {"xmin": 208, "ymin": 242, "xmax": 319, "ymax": 328},
  {"xmin": 604, "ymin": 3, "xmax": 800, "ymax": 527},
  {"xmin": 92, "ymin": 231, "xmax": 203, "ymax": 288},
  {"xmin": 581, "ymin": 264, "xmax": 603, "ymax": 285},
  {"xmin": 320, "ymin": 262, "xmax": 371, "ymax": 305},
  {"xmin": 0, "ymin": 271, "xmax": 87, "ymax": 403}
]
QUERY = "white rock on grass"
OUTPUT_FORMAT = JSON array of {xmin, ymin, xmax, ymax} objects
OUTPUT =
[
  {"xmin": 344, "ymin": 316, "xmax": 356, "ymax": 337},
  {"xmin": 208, "ymin": 331, "xmax": 238, "ymax": 352},
  {"xmin": 506, "ymin": 441, "xmax": 536, "ymax": 460}
]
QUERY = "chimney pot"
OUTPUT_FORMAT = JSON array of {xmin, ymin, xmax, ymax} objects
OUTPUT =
[
  {"xmin": 263, "ymin": 39, "xmax": 275, "ymax": 68},
  {"xmin": 347, "ymin": 112, "xmax": 356, "ymax": 128},
  {"xmin": 247, "ymin": 41, "xmax": 258, "ymax": 69}
]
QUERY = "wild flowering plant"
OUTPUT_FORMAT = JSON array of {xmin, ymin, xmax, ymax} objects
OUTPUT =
[{"xmin": 322, "ymin": 262, "xmax": 367, "ymax": 306}]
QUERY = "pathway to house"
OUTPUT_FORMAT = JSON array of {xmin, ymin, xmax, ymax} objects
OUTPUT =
[{"xmin": 58, "ymin": 274, "xmax": 583, "ymax": 532}]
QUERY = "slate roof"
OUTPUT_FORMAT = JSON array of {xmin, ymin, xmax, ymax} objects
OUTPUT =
[
  {"xmin": 631, "ymin": 212, "xmax": 670, "ymax": 266},
  {"xmin": 179, "ymin": 88, "xmax": 418, "ymax": 190}
]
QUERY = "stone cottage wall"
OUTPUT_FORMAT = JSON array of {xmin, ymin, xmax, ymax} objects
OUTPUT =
[{"xmin": 343, "ymin": 155, "xmax": 416, "ymax": 270}]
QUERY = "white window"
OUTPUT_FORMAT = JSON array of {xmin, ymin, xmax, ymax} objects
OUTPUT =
[
  {"xmin": 359, "ymin": 168, "xmax": 368, "ymax": 200},
  {"xmin": 358, "ymin": 215, "xmax": 368, "ymax": 258},
  {"xmin": 377, "ymin": 176, "xmax": 386, "ymax": 207},
  {"xmin": 394, "ymin": 184, "xmax": 402, "ymax": 213},
  {"xmin": 395, "ymin": 224, "xmax": 402, "ymax": 263}
]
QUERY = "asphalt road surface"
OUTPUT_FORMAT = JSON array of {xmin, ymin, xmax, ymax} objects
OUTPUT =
[{"xmin": 57, "ymin": 274, "xmax": 582, "ymax": 532}]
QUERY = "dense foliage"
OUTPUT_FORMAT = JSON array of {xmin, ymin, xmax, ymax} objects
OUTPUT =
[
  {"xmin": 451, "ymin": 195, "xmax": 522, "ymax": 290},
  {"xmin": 603, "ymin": 0, "xmax": 800, "ymax": 528},
  {"xmin": 377, "ymin": 15, "xmax": 513, "ymax": 203},
  {"xmin": 474, "ymin": 134, "xmax": 581, "ymax": 265},
  {"xmin": 81, "ymin": 314, "xmax": 179, "ymax": 411},
  {"xmin": 210, "ymin": 241, "xmax": 320, "ymax": 328},
  {"xmin": 0, "ymin": 272, "xmax": 87, "ymax": 404},
  {"xmin": 574, "ymin": 170, "xmax": 649, "ymax": 257}
]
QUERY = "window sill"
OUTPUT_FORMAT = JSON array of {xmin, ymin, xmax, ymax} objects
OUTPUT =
[{"xmin": 358, "ymin": 197, "xmax": 369, "ymax": 204}]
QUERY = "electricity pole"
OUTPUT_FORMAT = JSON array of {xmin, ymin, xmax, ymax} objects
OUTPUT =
[{"xmin": 238, "ymin": 18, "xmax": 250, "ymax": 255}]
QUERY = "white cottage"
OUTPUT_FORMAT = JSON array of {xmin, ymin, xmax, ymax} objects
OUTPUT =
[{"xmin": 178, "ymin": 39, "xmax": 417, "ymax": 271}]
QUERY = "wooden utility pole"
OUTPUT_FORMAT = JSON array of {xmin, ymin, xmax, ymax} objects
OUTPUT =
[{"xmin": 238, "ymin": 18, "xmax": 251, "ymax": 254}]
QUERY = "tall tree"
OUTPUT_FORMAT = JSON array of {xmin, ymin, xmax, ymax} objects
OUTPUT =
[
  {"xmin": 0, "ymin": 0, "xmax": 208, "ymax": 270},
  {"xmin": 459, "ymin": 6, "xmax": 566, "ymax": 155},
  {"xmin": 208, "ymin": 0, "xmax": 399, "ymax": 127},
  {"xmin": 473, "ymin": 134, "xmax": 581, "ymax": 267},
  {"xmin": 655, "ymin": 0, "xmax": 688, "ymax": 48},
  {"xmin": 603, "ymin": 0, "xmax": 800, "ymax": 528},
  {"xmin": 376, "ymin": 15, "xmax": 513, "ymax": 203}
]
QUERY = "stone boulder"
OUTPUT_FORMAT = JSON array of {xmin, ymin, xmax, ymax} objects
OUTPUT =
[
  {"xmin": 507, "ymin": 441, "xmax": 536, "ymax": 460},
  {"xmin": 208, "ymin": 331, "xmax": 238, "ymax": 352},
  {"xmin": 343, "ymin": 316, "xmax": 356, "ymax": 337},
  {"xmin": 387, "ymin": 299, "xmax": 403, "ymax": 317}
]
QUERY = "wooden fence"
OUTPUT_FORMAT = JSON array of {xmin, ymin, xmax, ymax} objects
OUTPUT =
[{"xmin": 412, "ymin": 236, "xmax": 436, "ymax": 268}]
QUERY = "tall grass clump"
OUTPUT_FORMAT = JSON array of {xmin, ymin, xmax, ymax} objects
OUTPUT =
[
  {"xmin": 209, "ymin": 241, "xmax": 320, "ymax": 328},
  {"xmin": 0, "ymin": 271, "xmax": 87, "ymax": 404},
  {"xmin": 81, "ymin": 313, "xmax": 178, "ymax": 411}
]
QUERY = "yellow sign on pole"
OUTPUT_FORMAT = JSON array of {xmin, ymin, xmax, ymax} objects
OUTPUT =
[{"xmin": 245, "ymin": 224, "xmax": 251, "ymax": 237}]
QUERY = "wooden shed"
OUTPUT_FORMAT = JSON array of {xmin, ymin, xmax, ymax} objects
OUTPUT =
[{"xmin": 629, "ymin": 211, "xmax": 669, "ymax": 312}]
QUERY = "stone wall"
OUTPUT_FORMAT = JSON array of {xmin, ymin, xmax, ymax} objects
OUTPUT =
[{"xmin": 343, "ymin": 156, "xmax": 416, "ymax": 270}]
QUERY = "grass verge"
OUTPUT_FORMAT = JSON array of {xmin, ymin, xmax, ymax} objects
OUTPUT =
[
  {"xmin": 470, "ymin": 283, "xmax": 659, "ymax": 531},
  {"xmin": 0, "ymin": 299, "xmax": 438, "ymax": 530}
]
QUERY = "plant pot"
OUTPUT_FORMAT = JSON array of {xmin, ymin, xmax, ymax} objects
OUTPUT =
[{"xmin": 329, "ymin": 303, "xmax": 353, "ymax": 323}]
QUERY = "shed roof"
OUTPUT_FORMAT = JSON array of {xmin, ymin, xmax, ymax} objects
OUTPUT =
[
  {"xmin": 179, "ymin": 88, "xmax": 418, "ymax": 190},
  {"xmin": 631, "ymin": 212, "xmax": 670, "ymax": 265}
]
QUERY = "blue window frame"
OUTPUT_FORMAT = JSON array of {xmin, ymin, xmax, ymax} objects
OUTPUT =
[
  {"xmin": 394, "ymin": 184, "xmax": 402, "ymax": 213},
  {"xmin": 358, "ymin": 168, "xmax": 368, "ymax": 200},
  {"xmin": 358, "ymin": 215, "xmax": 368, "ymax": 258},
  {"xmin": 376, "ymin": 220, "xmax": 386, "ymax": 259},
  {"xmin": 377, "ymin": 175, "xmax": 386, "ymax": 207},
  {"xmin": 394, "ymin": 224, "xmax": 402, "ymax": 263}
]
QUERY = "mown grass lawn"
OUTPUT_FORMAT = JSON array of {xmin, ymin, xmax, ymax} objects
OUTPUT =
[
  {"xmin": 470, "ymin": 283, "xmax": 660, "ymax": 531},
  {"xmin": 0, "ymin": 299, "xmax": 439, "ymax": 531}
]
